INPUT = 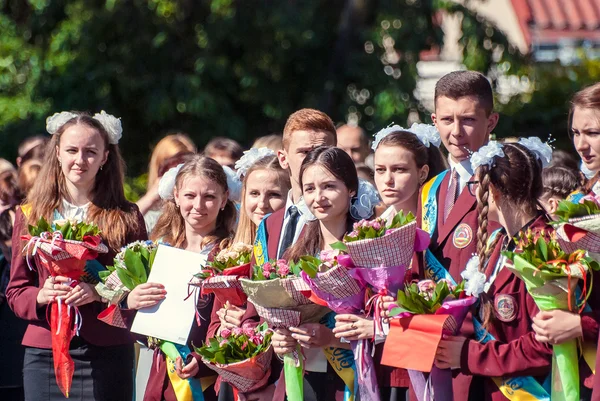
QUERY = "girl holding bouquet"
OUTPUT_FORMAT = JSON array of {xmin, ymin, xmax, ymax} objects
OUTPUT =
[
  {"xmin": 433, "ymin": 141, "xmax": 554, "ymax": 400},
  {"xmin": 533, "ymin": 83, "xmax": 600, "ymax": 398},
  {"xmin": 272, "ymin": 146, "xmax": 373, "ymax": 401},
  {"xmin": 7, "ymin": 111, "xmax": 147, "ymax": 401},
  {"xmin": 126, "ymin": 155, "xmax": 237, "ymax": 401},
  {"xmin": 333, "ymin": 123, "xmax": 446, "ymax": 401},
  {"xmin": 206, "ymin": 149, "xmax": 290, "ymax": 401}
]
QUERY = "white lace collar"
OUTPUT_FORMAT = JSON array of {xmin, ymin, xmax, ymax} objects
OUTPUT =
[{"xmin": 60, "ymin": 198, "xmax": 90, "ymax": 221}]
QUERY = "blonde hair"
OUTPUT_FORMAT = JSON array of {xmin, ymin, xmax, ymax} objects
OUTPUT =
[
  {"xmin": 252, "ymin": 134, "xmax": 283, "ymax": 152},
  {"xmin": 147, "ymin": 134, "xmax": 197, "ymax": 189},
  {"xmin": 18, "ymin": 158, "xmax": 42, "ymax": 196},
  {"xmin": 26, "ymin": 112, "xmax": 141, "ymax": 251},
  {"xmin": 233, "ymin": 155, "xmax": 291, "ymax": 245},
  {"xmin": 151, "ymin": 155, "xmax": 236, "ymax": 249}
]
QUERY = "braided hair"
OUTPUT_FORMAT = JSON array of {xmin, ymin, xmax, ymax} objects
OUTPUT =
[{"xmin": 475, "ymin": 142, "xmax": 543, "ymax": 327}]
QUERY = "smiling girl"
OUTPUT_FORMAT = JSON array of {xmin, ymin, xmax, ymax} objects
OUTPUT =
[
  {"xmin": 7, "ymin": 111, "xmax": 147, "ymax": 401},
  {"xmin": 126, "ymin": 155, "xmax": 237, "ymax": 401},
  {"xmin": 233, "ymin": 150, "xmax": 291, "ymax": 245},
  {"xmin": 271, "ymin": 146, "xmax": 374, "ymax": 401}
]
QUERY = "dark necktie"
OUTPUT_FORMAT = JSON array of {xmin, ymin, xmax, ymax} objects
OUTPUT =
[
  {"xmin": 279, "ymin": 206, "xmax": 300, "ymax": 258},
  {"xmin": 444, "ymin": 169, "xmax": 460, "ymax": 223}
]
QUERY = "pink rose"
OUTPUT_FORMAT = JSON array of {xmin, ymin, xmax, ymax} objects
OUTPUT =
[
  {"xmin": 277, "ymin": 264, "xmax": 290, "ymax": 277},
  {"xmin": 439, "ymin": 278, "xmax": 456, "ymax": 291},
  {"xmin": 263, "ymin": 268, "xmax": 273, "ymax": 278},
  {"xmin": 250, "ymin": 335, "xmax": 263, "ymax": 345},
  {"xmin": 243, "ymin": 325, "xmax": 255, "ymax": 337},
  {"xmin": 219, "ymin": 339, "xmax": 229, "ymax": 347},
  {"xmin": 232, "ymin": 327, "xmax": 243, "ymax": 337},
  {"xmin": 348, "ymin": 230, "xmax": 359, "ymax": 238},
  {"xmin": 372, "ymin": 221, "xmax": 382, "ymax": 231},
  {"xmin": 263, "ymin": 262, "xmax": 273, "ymax": 272},
  {"xmin": 220, "ymin": 328, "xmax": 232, "ymax": 338}
]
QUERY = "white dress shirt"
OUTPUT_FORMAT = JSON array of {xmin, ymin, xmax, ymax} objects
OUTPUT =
[
  {"xmin": 276, "ymin": 191, "xmax": 316, "ymax": 258},
  {"xmin": 448, "ymin": 157, "xmax": 474, "ymax": 194}
]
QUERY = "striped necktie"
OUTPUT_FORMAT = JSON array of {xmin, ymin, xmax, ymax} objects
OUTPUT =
[{"xmin": 444, "ymin": 169, "xmax": 459, "ymax": 223}]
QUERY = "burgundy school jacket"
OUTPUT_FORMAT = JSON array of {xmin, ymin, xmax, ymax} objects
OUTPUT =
[
  {"xmin": 7, "ymin": 206, "xmax": 147, "ymax": 349},
  {"xmin": 416, "ymin": 172, "xmax": 500, "ymax": 399},
  {"xmin": 416, "ymin": 172, "xmax": 480, "ymax": 282},
  {"xmin": 265, "ymin": 208, "xmax": 285, "ymax": 261},
  {"xmin": 457, "ymin": 216, "xmax": 553, "ymax": 401}
]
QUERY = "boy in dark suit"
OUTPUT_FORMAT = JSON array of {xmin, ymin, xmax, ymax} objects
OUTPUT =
[{"xmin": 254, "ymin": 108, "xmax": 337, "ymax": 262}]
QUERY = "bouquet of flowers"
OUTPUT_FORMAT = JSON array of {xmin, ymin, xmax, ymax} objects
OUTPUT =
[
  {"xmin": 195, "ymin": 322, "xmax": 273, "ymax": 399},
  {"xmin": 94, "ymin": 240, "xmax": 157, "ymax": 327},
  {"xmin": 22, "ymin": 217, "xmax": 108, "ymax": 398},
  {"xmin": 191, "ymin": 243, "xmax": 253, "ymax": 307},
  {"xmin": 334, "ymin": 211, "xmax": 420, "ymax": 268},
  {"xmin": 382, "ymin": 279, "xmax": 476, "ymax": 401},
  {"xmin": 240, "ymin": 259, "xmax": 329, "ymax": 401},
  {"xmin": 553, "ymin": 195, "xmax": 600, "ymax": 259},
  {"xmin": 502, "ymin": 230, "xmax": 600, "ymax": 401}
]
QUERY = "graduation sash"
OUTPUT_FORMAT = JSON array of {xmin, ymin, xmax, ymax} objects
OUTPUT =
[
  {"xmin": 321, "ymin": 312, "xmax": 357, "ymax": 401},
  {"xmin": 165, "ymin": 343, "xmax": 216, "ymax": 401},
  {"xmin": 253, "ymin": 215, "xmax": 271, "ymax": 266},
  {"xmin": 420, "ymin": 184, "xmax": 550, "ymax": 400}
]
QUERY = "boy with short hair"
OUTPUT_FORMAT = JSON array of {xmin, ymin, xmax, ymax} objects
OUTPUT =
[{"xmin": 254, "ymin": 108, "xmax": 337, "ymax": 262}]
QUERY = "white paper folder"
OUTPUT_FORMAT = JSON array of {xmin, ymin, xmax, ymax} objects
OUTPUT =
[{"xmin": 130, "ymin": 244, "xmax": 207, "ymax": 345}]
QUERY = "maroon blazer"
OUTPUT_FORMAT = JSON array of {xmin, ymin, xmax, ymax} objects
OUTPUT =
[
  {"xmin": 7, "ymin": 206, "xmax": 147, "ymax": 349},
  {"xmin": 417, "ymin": 172, "xmax": 480, "ymax": 282},
  {"xmin": 416, "ymin": 171, "xmax": 500, "ymax": 399},
  {"xmin": 457, "ymin": 217, "xmax": 553, "ymax": 401},
  {"xmin": 265, "ymin": 208, "xmax": 285, "ymax": 261}
]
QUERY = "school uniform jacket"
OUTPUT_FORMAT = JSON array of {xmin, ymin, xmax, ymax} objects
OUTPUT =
[
  {"xmin": 416, "ymin": 171, "xmax": 500, "ymax": 399},
  {"xmin": 458, "ymin": 216, "xmax": 553, "ymax": 401},
  {"xmin": 7, "ymin": 206, "xmax": 147, "ymax": 349}
]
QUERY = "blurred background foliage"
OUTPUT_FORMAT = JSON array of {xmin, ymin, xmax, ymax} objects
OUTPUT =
[{"xmin": 0, "ymin": 0, "xmax": 597, "ymax": 181}]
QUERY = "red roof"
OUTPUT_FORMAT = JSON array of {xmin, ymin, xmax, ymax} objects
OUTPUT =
[{"xmin": 511, "ymin": 0, "xmax": 600, "ymax": 46}]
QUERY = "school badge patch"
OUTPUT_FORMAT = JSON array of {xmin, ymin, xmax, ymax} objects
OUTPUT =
[
  {"xmin": 453, "ymin": 223, "xmax": 473, "ymax": 249},
  {"xmin": 494, "ymin": 294, "xmax": 518, "ymax": 322}
]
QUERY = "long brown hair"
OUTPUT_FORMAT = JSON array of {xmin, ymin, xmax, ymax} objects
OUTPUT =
[
  {"xmin": 233, "ymin": 155, "xmax": 290, "ymax": 245},
  {"xmin": 26, "ymin": 112, "xmax": 141, "ymax": 251},
  {"xmin": 151, "ymin": 155, "xmax": 236, "ymax": 249},
  {"xmin": 377, "ymin": 130, "xmax": 447, "ymax": 181},
  {"xmin": 475, "ymin": 142, "xmax": 542, "ymax": 327},
  {"xmin": 284, "ymin": 147, "xmax": 357, "ymax": 262},
  {"xmin": 569, "ymin": 83, "xmax": 600, "ymax": 191}
]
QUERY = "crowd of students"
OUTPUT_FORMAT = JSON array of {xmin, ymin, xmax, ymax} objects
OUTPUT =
[{"xmin": 1, "ymin": 70, "xmax": 600, "ymax": 401}]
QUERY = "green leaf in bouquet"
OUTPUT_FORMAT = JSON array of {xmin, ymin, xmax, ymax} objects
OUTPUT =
[
  {"xmin": 389, "ymin": 210, "xmax": 416, "ymax": 229},
  {"xmin": 148, "ymin": 247, "xmax": 157, "ymax": 271},
  {"xmin": 298, "ymin": 255, "xmax": 320, "ymax": 278},
  {"xmin": 98, "ymin": 270, "xmax": 112, "ymax": 282},
  {"xmin": 124, "ymin": 249, "xmax": 147, "ymax": 284},
  {"xmin": 330, "ymin": 241, "xmax": 348, "ymax": 252},
  {"xmin": 214, "ymin": 351, "xmax": 226, "ymax": 365},
  {"xmin": 535, "ymin": 237, "xmax": 548, "ymax": 262},
  {"xmin": 140, "ymin": 246, "xmax": 150, "ymax": 265},
  {"xmin": 116, "ymin": 267, "xmax": 136, "ymax": 290}
]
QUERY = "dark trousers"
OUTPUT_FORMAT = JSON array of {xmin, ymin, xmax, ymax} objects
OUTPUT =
[{"xmin": 23, "ymin": 341, "xmax": 134, "ymax": 401}]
